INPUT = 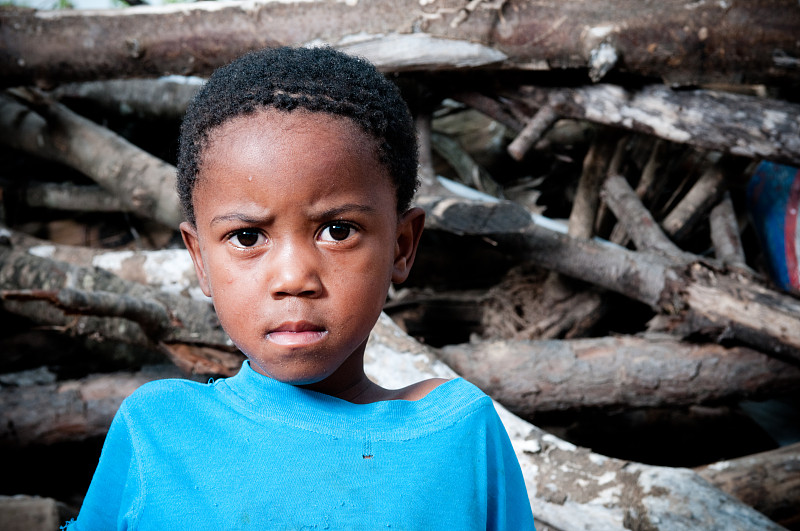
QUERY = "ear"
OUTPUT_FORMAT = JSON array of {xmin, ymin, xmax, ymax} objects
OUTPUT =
[
  {"xmin": 180, "ymin": 221, "xmax": 212, "ymax": 297},
  {"xmin": 392, "ymin": 207, "xmax": 425, "ymax": 284}
]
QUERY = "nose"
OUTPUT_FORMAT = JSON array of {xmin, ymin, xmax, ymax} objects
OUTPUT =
[{"xmin": 267, "ymin": 240, "xmax": 323, "ymax": 299}]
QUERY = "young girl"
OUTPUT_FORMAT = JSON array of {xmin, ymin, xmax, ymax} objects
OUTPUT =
[{"xmin": 65, "ymin": 46, "xmax": 535, "ymax": 530}]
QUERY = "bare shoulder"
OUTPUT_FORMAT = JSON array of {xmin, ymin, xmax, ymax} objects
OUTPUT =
[{"xmin": 393, "ymin": 378, "xmax": 451, "ymax": 401}]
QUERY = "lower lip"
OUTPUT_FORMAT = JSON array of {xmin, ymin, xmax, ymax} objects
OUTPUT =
[{"xmin": 266, "ymin": 330, "xmax": 328, "ymax": 347}]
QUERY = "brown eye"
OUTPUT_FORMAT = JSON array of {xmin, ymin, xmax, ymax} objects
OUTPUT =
[
  {"xmin": 230, "ymin": 230, "xmax": 264, "ymax": 248},
  {"xmin": 320, "ymin": 222, "xmax": 355, "ymax": 242}
]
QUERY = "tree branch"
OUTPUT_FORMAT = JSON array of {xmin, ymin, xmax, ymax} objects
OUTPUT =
[
  {"xmin": 0, "ymin": 91, "xmax": 181, "ymax": 227},
  {"xmin": 420, "ymin": 196, "xmax": 800, "ymax": 361},
  {"xmin": 437, "ymin": 335, "xmax": 800, "ymax": 414},
  {"xmin": 2, "ymin": 0, "xmax": 798, "ymax": 88},
  {"xmin": 509, "ymin": 84, "xmax": 800, "ymax": 167}
]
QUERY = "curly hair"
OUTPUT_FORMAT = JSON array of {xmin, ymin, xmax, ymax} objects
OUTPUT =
[{"xmin": 177, "ymin": 46, "xmax": 419, "ymax": 224}]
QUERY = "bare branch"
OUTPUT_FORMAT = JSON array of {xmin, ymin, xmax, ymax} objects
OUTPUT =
[
  {"xmin": 0, "ymin": 91, "xmax": 181, "ymax": 227},
  {"xmin": 507, "ymin": 99, "xmax": 561, "ymax": 161},
  {"xmin": 567, "ymin": 133, "xmax": 620, "ymax": 240},
  {"xmin": 602, "ymin": 174, "xmax": 684, "ymax": 257},
  {"xmin": 709, "ymin": 193, "xmax": 748, "ymax": 267},
  {"xmin": 661, "ymin": 156, "xmax": 733, "ymax": 241}
]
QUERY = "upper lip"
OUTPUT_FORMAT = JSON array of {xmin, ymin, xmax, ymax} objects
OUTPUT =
[{"xmin": 269, "ymin": 321, "xmax": 325, "ymax": 333}]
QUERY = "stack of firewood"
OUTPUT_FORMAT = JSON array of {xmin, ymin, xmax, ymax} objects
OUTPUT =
[{"xmin": 1, "ymin": 0, "xmax": 799, "ymax": 529}]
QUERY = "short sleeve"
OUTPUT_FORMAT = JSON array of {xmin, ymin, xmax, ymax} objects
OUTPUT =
[
  {"xmin": 485, "ymin": 405, "xmax": 536, "ymax": 530},
  {"xmin": 64, "ymin": 404, "xmax": 142, "ymax": 530}
]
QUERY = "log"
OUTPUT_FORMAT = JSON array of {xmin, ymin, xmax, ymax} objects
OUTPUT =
[
  {"xmin": 696, "ymin": 442, "xmax": 800, "ymax": 528},
  {"xmin": 52, "ymin": 77, "xmax": 202, "ymax": 121},
  {"xmin": 0, "ymin": 314, "xmax": 787, "ymax": 530},
  {"xmin": 420, "ymin": 195, "xmax": 677, "ymax": 304},
  {"xmin": 0, "ymin": 366, "xmax": 187, "ymax": 446},
  {"xmin": 366, "ymin": 314, "xmax": 784, "ymax": 530},
  {"xmin": 436, "ymin": 335, "xmax": 800, "ymax": 415},
  {"xmin": 9, "ymin": 230, "xmax": 204, "ymax": 300},
  {"xmin": 419, "ymin": 196, "xmax": 800, "ymax": 361},
  {"xmin": 4, "ymin": 287, "xmax": 175, "ymax": 338},
  {"xmin": 451, "ymin": 91, "xmax": 525, "ymax": 133},
  {"xmin": 1, "ymin": 0, "xmax": 798, "ymax": 88},
  {"xmin": 0, "ymin": 237, "xmax": 245, "ymax": 374},
  {"xmin": 508, "ymin": 84, "xmax": 800, "ymax": 167},
  {"xmin": 0, "ymin": 495, "xmax": 65, "ymax": 531},
  {"xmin": 0, "ymin": 92, "xmax": 181, "ymax": 227},
  {"xmin": 606, "ymin": 136, "xmax": 671, "ymax": 248},
  {"xmin": 0, "ymin": 243, "xmax": 230, "ymax": 349},
  {"xmin": 39, "ymin": 79, "xmax": 800, "ymax": 174},
  {"xmin": 22, "ymin": 182, "xmax": 130, "ymax": 213}
]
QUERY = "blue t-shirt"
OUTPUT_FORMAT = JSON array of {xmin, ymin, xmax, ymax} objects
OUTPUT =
[{"xmin": 66, "ymin": 361, "xmax": 535, "ymax": 529}]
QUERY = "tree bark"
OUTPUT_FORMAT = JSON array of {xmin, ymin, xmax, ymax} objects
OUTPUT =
[
  {"xmin": 1, "ymin": 0, "xmax": 798, "ymax": 88},
  {"xmin": 709, "ymin": 192, "xmax": 748, "ymax": 267},
  {"xmin": 508, "ymin": 84, "xmax": 800, "ymax": 167},
  {"xmin": 0, "ymin": 92, "xmax": 181, "ymax": 227},
  {"xmin": 419, "ymin": 196, "xmax": 800, "ymax": 361},
  {"xmin": 0, "ymin": 244, "xmax": 229, "ymax": 349},
  {"xmin": 0, "ymin": 366, "xmax": 187, "ymax": 446},
  {"xmin": 696, "ymin": 443, "xmax": 800, "ymax": 529},
  {"xmin": 507, "ymin": 99, "xmax": 561, "ymax": 161},
  {"xmin": 40, "ymin": 78, "xmax": 800, "ymax": 170},
  {"xmin": 52, "ymin": 77, "xmax": 202, "ymax": 121},
  {"xmin": 9, "ymin": 230, "xmax": 203, "ymax": 300},
  {"xmin": 22, "ymin": 182, "xmax": 130, "ymax": 213},
  {"xmin": 436, "ymin": 335, "xmax": 800, "ymax": 415},
  {"xmin": 660, "ymin": 156, "xmax": 731, "ymax": 241},
  {"xmin": 0, "ymin": 495, "xmax": 65, "ymax": 531},
  {"xmin": 568, "ymin": 133, "xmax": 620, "ymax": 240},
  {"xmin": 602, "ymin": 174, "xmax": 683, "ymax": 257}
]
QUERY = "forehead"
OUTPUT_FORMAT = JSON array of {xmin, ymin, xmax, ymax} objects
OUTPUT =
[
  {"xmin": 200, "ymin": 109, "xmax": 381, "ymax": 180},
  {"xmin": 194, "ymin": 109, "xmax": 395, "ymax": 210}
]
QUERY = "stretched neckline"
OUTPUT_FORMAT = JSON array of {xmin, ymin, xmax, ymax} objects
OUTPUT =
[{"xmin": 216, "ymin": 361, "xmax": 487, "ymax": 440}]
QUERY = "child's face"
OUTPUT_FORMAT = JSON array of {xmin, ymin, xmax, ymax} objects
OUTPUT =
[{"xmin": 181, "ymin": 109, "xmax": 423, "ymax": 397}]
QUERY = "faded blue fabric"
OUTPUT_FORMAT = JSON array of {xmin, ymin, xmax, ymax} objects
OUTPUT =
[{"xmin": 65, "ymin": 361, "xmax": 535, "ymax": 530}]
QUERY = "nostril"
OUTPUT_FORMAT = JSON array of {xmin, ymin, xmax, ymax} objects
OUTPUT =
[{"xmin": 270, "ymin": 278, "xmax": 322, "ymax": 298}]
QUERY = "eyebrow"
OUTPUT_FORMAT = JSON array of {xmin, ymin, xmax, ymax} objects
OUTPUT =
[
  {"xmin": 209, "ymin": 212, "xmax": 274, "ymax": 227},
  {"xmin": 310, "ymin": 203, "xmax": 378, "ymax": 220},
  {"xmin": 209, "ymin": 204, "xmax": 377, "ymax": 227}
]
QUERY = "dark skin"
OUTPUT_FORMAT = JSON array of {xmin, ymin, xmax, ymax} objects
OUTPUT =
[{"xmin": 181, "ymin": 109, "xmax": 446, "ymax": 404}]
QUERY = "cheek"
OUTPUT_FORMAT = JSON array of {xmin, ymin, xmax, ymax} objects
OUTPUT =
[
  {"xmin": 202, "ymin": 254, "xmax": 245, "ymax": 300},
  {"xmin": 350, "ymin": 258, "xmax": 394, "ymax": 309}
]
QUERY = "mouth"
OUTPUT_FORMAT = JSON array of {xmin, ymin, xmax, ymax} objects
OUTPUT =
[{"xmin": 266, "ymin": 321, "xmax": 328, "ymax": 347}]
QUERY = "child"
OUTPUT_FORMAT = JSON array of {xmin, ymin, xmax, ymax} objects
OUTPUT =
[{"xmin": 65, "ymin": 46, "xmax": 535, "ymax": 529}]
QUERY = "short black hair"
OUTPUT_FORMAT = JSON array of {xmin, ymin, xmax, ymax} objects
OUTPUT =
[{"xmin": 177, "ymin": 46, "xmax": 419, "ymax": 224}]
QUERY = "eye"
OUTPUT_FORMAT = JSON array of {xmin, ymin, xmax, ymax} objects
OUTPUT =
[
  {"xmin": 229, "ymin": 229, "xmax": 265, "ymax": 248},
  {"xmin": 319, "ymin": 222, "xmax": 356, "ymax": 242}
]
